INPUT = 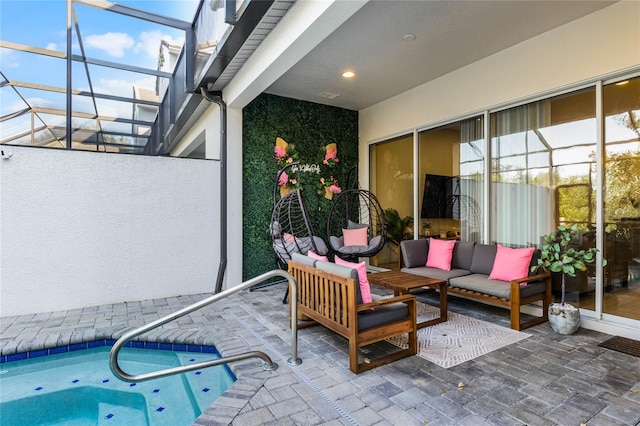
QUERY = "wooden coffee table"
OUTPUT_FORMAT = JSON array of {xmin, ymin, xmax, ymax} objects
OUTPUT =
[{"xmin": 368, "ymin": 271, "xmax": 447, "ymax": 329}]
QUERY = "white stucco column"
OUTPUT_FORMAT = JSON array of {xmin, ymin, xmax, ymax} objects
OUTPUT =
[{"xmin": 225, "ymin": 105, "xmax": 244, "ymax": 288}]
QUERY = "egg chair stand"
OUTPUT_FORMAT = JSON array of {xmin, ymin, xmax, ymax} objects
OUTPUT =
[{"xmin": 326, "ymin": 189, "xmax": 386, "ymax": 262}]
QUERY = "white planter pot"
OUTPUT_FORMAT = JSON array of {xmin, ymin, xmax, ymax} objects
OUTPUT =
[{"xmin": 548, "ymin": 302, "xmax": 580, "ymax": 335}]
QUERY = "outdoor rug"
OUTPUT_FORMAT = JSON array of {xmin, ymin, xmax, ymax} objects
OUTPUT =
[
  {"xmin": 598, "ymin": 336, "xmax": 640, "ymax": 357},
  {"xmin": 386, "ymin": 302, "xmax": 531, "ymax": 368}
]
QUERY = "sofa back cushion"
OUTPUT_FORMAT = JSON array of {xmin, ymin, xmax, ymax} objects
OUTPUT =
[
  {"xmin": 469, "ymin": 244, "xmax": 498, "ymax": 275},
  {"xmin": 315, "ymin": 260, "xmax": 363, "ymax": 304},
  {"xmin": 400, "ymin": 239, "xmax": 428, "ymax": 268},
  {"xmin": 291, "ymin": 252, "xmax": 317, "ymax": 267},
  {"xmin": 452, "ymin": 241, "xmax": 475, "ymax": 270}
]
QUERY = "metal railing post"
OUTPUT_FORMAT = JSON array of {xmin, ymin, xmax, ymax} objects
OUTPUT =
[{"xmin": 109, "ymin": 269, "xmax": 301, "ymax": 382}]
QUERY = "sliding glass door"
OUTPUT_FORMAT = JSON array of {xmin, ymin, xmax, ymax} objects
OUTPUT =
[
  {"xmin": 490, "ymin": 88, "xmax": 597, "ymax": 307},
  {"xmin": 369, "ymin": 135, "xmax": 413, "ymax": 268},
  {"xmin": 418, "ymin": 117, "xmax": 484, "ymax": 243},
  {"xmin": 603, "ymin": 76, "xmax": 640, "ymax": 321}
]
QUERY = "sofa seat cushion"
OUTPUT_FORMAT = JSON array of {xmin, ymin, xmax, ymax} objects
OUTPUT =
[
  {"xmin": 400, "ymin": 266, "xmax": 471, "ymax": 282},
  {"xmin": 449, "ymin": 274, "xmax": 512, "ymax": 298},
  {"xmin": 449, "ymin": 274, "xmax": 548, "ymax": 299},
  {"xmin": 358, "ymin": 302, "xmax": 408, "ymax": 331}
]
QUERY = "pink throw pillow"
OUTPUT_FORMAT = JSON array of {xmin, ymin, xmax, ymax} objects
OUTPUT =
[
  {"xmin": 283, "ymin": 233, "xmax": 298, "ymax": 243},
  {"xmin": 307, "ymin": 250, "xmax": 328, "ymax": 262},
  {"xmin": 342, "ymin": 227, "xmax": 368, "ymax": 247},
  {"xmin": 425, "ymin": 238, "xmax": 456, "ymax": 271},
  {"xmin": 335, "ymin": 256, "xmax": 372, "ymax": 304},
  {"xmin": 488, "ymin": 244, "xmax": 535, "ymax": 282}
]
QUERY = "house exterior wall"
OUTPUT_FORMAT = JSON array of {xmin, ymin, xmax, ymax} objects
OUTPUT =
[
  {"xmin": 359, "ymin": 1, "xmax": 640, "ymax": 151},
  {"xmin": 357, "ymin": 1, "xmax": 640, "ymax": 337},
  {"xmin": 0, "ymin": 147, "xmax": 219, "ymax": 317}
]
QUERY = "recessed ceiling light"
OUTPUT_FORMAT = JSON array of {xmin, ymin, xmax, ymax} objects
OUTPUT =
[
  {"xmin": 342, "ymin": 70, "xmax": 355, "ymax": 78},
  {"xmin": 402, "ymin": 33, "xmax": 416, "ymax": 41},
  {"xmin": 615, "ymin": 80, "xmax": 629, "ymax": 86}
]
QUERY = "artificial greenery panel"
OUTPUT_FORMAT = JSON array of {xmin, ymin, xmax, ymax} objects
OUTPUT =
[{"xmin": 242, "ymin": 94, "xmax": 358, "ymax": 280}]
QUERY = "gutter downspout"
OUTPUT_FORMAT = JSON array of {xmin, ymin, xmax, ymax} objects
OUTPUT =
[{"xmin": 200, "ymin": 88, "xmax": 227, "ymax": 294}]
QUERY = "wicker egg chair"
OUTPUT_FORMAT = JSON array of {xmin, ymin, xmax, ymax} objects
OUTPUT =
[{"xmin": 326, "ymin": 188, "xmax": 386, "ymax": 262}]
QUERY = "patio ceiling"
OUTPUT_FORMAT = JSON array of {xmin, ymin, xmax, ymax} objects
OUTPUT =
[
  {"xmin": 0, "ymin": 0, "xmax": 618, "ymax": 155},
  {"xmin": 265, "ymin": 0, "xmax": 617, "ymax": 111}
]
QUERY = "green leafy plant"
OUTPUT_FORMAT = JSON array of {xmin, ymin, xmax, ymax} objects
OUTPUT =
[
  {"xmin": 532, "ymin": 224, "xmax": 607, "ymax": 305},
  {"xmin": 384, "ymin": 208, "xmax": 413, "ymax": 247}
]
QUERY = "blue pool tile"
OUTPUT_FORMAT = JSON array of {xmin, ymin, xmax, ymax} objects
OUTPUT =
[
  {"xmin": 130, "ymin": 383, "xmax": 136, "ymax": 387},
  {"xmin": 69, "ymin": 343, "xmax": 88, "ymax": 352},
  {"xmin": 202, "ymin": 346, "xmax": 218, "ymax": 354},
  {"xmin": 49, "ymin": 346, "xmax": 68, "ymax": 355},
  {"xmin": 173, "ymin": 344, "xmax": 186, "ymax": 352},
  {"xmin": 195, "ymin": 371, "xmax": 202, "ymax": 375},
  {"xmin": 72, "ymin": 379, "xmax": 79, "ymax": 383},
  {"xmin": 187, "ymin": 345, "xmax": 202, "ymax": 353},
  {"xmin": 189, "ymin": 358, "xmax": 196, "ymax": 362},
  {"xmin": 156, "ymin": 407, "xmax": 165, "ymax": 412},
  {"xmin": 202, "ymin": 388, "xmax": 210, "ymax": 393},
  {"xmin": 153, "ymin": 389, "xmax": 160, "ymax": 393},
  {"xmin": 35, "ymin": 386, "xmax": 43, "ymax": 391},
  {"xmin": 158, "ymin": 343, "xmax": 172, "ymax": 351},
  {"xmin": 102, "ymin": 379, "xmax": 109, "ymax": 383},
  {"xmin": 131, "ymin": 341, "xmax": 144, "ymax": 348},
  {"xmin": 7, "ymin": 353, "xmax": 28, "ymax": 362},
  {"xmin": 30, "ymin": 349, "xmax": 48, "ymax": 359},
  {"xmin": 105, "ymin": 339, "xmax": 117, "ymax": 346},
  {"xmin": 88, "ymin": 340, "xmax": 105, "ymax": 348},
  {"xmin": 106, "ymin": 413, "xmax": 114, "ymax": 419},
  {"xmin": 144, "ymin": 342, "xmax": 159, "ymax": 350}
]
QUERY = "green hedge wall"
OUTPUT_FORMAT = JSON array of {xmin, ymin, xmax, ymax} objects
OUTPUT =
[{"xmin": 242, "ymin": 94, "xmax": 359, "ymax": 280}]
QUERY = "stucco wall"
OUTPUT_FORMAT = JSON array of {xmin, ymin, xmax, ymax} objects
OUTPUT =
[
  {"xmin": 0, "ymin": 147, "xmax": 219, "ymax": 317},
  {"xmin": 359, "ymin": 1, "xmax": 640, "ymax": 147}
]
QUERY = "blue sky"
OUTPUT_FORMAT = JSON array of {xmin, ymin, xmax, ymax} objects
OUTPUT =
[{"xmin": 1, "ymin": 0, "xmax": 200, "ymax": 133}]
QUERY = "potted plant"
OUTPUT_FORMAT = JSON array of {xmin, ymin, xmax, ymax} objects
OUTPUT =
[{"xmin": 533, "ymin": 224, "xmax": 607, "ymax": 335}]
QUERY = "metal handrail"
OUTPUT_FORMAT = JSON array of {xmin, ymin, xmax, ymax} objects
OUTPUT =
[{"xmin": 109, "ymin": 269, "xmax": 301, "ymax": 382}]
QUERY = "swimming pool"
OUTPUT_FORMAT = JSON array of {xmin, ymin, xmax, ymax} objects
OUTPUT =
[{"xmin": 0, "ymin": 344, "xmax": 235, "ymax": 425}]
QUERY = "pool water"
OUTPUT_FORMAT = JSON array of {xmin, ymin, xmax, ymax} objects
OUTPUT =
[{"xmin": 0, "ymin": 346, "xmax": 235, "ymax": 425}]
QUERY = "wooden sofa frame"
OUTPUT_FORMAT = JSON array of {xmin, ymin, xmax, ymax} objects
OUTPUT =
[
  {"xmin": 446, "ymin": 274, "xmax": 552, "ymax": 330},
  {"xmin": 288, "ymin": 260, "xmax": 418, "ymax": 374},
  {"xmin": 398, "ymin": 248, "xmax": 552, "ymax": 331}
]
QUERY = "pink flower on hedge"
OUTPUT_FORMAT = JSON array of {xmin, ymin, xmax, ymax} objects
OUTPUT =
[
  {"xmin": 329, "ymin": 184, "xmax": 342, "ymax": 194},
  {"xmin": 323, "ymin": 143, "xmax": 339, "ymax": 166},
  {"xmin": 274, "ymin": 145, "xmax": 286, "ymax": 160},
  {"xmin": 278, "ymin": 171, "xmax": 289, "ymax": 187}
]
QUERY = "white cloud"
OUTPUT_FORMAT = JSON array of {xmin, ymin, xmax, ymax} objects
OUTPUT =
[
  {"xmin": 95, "ymin": 76, "xmax": 157, "ymax": 98},
  {"xmin": 85, "ymin": 32, "xmax": 135, "ymax": 58},
  {"xmin": 135, "ymin": 30, "xmax": 184, "ymax": 59},
  {"xmin": 0, "ymin": 49, "xmax": 20, "ymax": 68},
  {"xmin": 46, "ymin": 43, "xmax": 58, "ymax": 51}
]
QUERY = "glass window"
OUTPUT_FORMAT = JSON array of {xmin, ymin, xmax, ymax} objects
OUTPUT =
[
  {"xmin": 603, "ymin": 76, "xmax": 640, "ymax": 320},
  {"xmin": 369, "ymin": 135, "xmax": 414, "ymax": 268},
  {"xmin": 418, "ymin": 117, "xmax": 484, "ymax": 243},
  {"xmin": 491, "ymin": 88, "xmax": 597, "ymax": 308}
]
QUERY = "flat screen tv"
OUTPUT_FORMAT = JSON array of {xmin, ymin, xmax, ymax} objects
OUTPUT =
[{"xmin": 420, "ymin": 174, "xmax": 459, "ymax": 219}]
